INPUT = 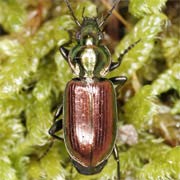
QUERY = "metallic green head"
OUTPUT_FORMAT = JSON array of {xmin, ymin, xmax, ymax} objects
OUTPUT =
[{"xmin": 76, "ymin": 17, "xmax": 103, "ymax": 45}]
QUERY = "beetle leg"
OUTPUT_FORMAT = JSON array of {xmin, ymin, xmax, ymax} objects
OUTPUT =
[
  {"xmin": 49, "ymin": 119, "xmax": 63, "ymax": 141},
  {"xmin": 113, "ymin": 144, "xmax": 120, "ymax": 180},
  {"xmin": 39, "ymin": 119, "xmax": 63, "ymax": 160},
  {"xmin": 53, "ymin": 104, "xmax": 63, "ymax": 122},
  {"xmin": 109, "ymin": 39, "xmax": 140, "ymax": 71},
  {"xmin": 109, "ymin": 62, "xmax": 121, "ymax": 71},
  {"xmin": 59, "ymin": 45, "xmax": 69, "ymax": 62},
  {"xmin": 39, "ymin": 106, "xmax": 64, "ymax": 160},
  {"xmin": 38, "ymin": 140, "xmax": 54, "ymax": 160},
  {"xmin": 49, "ymin": 104, "xmax": 64, "ymax": 141},
  {"xmin": 109, "ymin": 76, "xmax": 127, "ymax": 86}
]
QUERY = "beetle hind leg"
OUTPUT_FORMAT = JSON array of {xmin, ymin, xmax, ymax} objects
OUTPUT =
[{"xmin": 113, "ymin": 144, "xmax": 120, "ymax": 180}]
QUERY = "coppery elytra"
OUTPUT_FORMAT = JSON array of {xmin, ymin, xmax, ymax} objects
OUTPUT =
[{"xmin": 48, "ymin": 0, "xmax": 139, "ymax": 179}]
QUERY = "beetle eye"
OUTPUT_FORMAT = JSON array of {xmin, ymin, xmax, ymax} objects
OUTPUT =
[
  {"xmin": 98, "ymin": 33, "xmax": 103, "ymax": 40},
  {"xmin": 76, "ymin": 32, "xmax": 81, "ymax": 40}
]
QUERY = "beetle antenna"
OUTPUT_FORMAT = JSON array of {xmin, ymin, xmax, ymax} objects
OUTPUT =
[
  {"xmin": 99, "ymin": 0, "xmax": 120, "ymax": 27},
  {"xmin": 82, "ymin": 7, "xmax": 86, "ymax": 18},
  {"xmin": 64, "ymin": 0, "xmax": 81, "ymax": 27}
]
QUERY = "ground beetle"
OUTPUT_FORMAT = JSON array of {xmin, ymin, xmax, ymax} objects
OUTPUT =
[{"xmin": 48, "ymin": 0, "xmax": 139, "ymax": 179}]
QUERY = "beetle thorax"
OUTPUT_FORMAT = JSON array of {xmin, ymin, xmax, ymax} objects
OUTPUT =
[
  {"xmin": 81, "ymin": 37, "xmax": 96, "ymax": 78},
  {"xmin": 68, "ymin": 38, "xmax": 111, "ymax": 79}
]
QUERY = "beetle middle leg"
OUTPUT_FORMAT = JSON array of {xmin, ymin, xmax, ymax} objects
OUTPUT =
[
  {"xmin": 113, "ymin": 144, "xmax": 120, "ymax": 180},
  {"xmin": 109, "ymin": 76, "xmax": 127, "ymax": 86},
  {"xmin": 39, "ymin": 105, "xmax": 64, "ymax": 160},
  {"xmin": 48, "ymin": 104, "xmax": 64, "ymax": 141},
  {"xmin": 109, "ymin": 39, "xmax": 140, "ymax": 71},
  {"xmin": 40, "ymin": 106, "xmax": 63, "ymax": 155},
  {"xmin": 48, "ymin": 119, "xmax": 63, "ymax": 141},
  {"xmin": 59, "ymin": 45, "xmax": 69, "ymax": 62}
]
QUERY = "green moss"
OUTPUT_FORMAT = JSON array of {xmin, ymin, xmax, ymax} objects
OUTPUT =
[
  {"xmin": 129, "ymin": 0, "xmax": 167, "ymax": 18},
  {"xmin": 137, "ymin": 146, "xmax": 180, "ymax": 179},
  {"xmin": 109, "ymin": 13, "xmax": 167, "ymax": 78},
  {"xmin": 0, "ymin": 0, "xmax": 27, "ymax": 32}
]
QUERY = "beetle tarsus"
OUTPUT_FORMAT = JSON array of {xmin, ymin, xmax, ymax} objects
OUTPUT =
[
  {"xmin": 38, "ymin": 140, "xmax": 54, "ymax": 160},
  {"xmin": 113, "ymin": 144, "xmax": 120, "ymax": 180}
]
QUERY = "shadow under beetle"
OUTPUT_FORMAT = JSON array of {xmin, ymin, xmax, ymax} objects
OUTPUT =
[{"xmin": 49, "ymin": 0, "xmax": 139, "ymax": 179}]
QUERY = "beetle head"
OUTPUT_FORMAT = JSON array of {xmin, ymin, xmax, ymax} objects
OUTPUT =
[
  {"xmin": 76, "ymin": 17, "xmax": 103, "ymax": 45},
  {"xmin": 64, "ymin": 0, "xmax": 120, "ymax": 43}
]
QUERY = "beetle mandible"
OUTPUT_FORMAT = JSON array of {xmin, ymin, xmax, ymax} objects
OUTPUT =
[{"xmin": 48, "ymin": 0, "xmax": 139, "ymax": 179}]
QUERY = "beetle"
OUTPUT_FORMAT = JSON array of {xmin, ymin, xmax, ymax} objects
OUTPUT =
[{"xmin": 48, "ymin": 0, "xmax": 139, "ymax": 179}]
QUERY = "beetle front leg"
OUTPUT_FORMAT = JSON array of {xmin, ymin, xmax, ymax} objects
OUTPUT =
[
  {"xmin": 109, "ymin": 76, "xmax": 127, "ymax": 86},
  {"xmin": 113, "ymin": 144, "xmax": 120, "ymax": 180},
  {"xmin": 59, "ymin": 45, "xmax": 69, "ymax": 62},
  {"xmin": 109, "ymin": 39, "xmax": 140, "ymax": 71}
]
